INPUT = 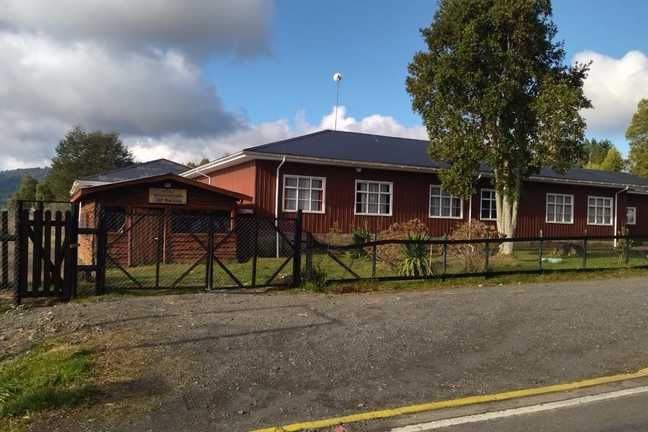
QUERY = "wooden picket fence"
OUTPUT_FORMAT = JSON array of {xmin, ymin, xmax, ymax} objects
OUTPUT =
[{"xmin": 0, "ymin": 210, "xmax": 14, "ymax": 292}]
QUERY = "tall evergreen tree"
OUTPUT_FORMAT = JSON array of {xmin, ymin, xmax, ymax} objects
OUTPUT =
[
  {"xmin": 407, "ymin": 0, "xmax": 590, "ymax": 253},
  {"xmin": 45, "ymin": 127, "xmax": 133, "ymax": 199},
  {"xmin": 627, "ymin": 99, "xmax": 648, "ymax": 177},
  {"xmin": 7, "ymin": 175, "xmax": 38, "ymax": 208}
]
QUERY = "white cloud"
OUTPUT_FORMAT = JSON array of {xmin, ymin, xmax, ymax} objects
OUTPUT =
[
  {"xmin": 127, "ymin": 106, "xmax": 429, "ymax": 165},
  {"xmin": 575, "ymin": 50, "xmax": 648, "ymax": 135},
  {"xmin": 0, "ymin": 0, "xmax": 272, "ymax": 58},
  {"xmin": 319, "ymin": 106, "xmax": 428, "ymax": 139}
]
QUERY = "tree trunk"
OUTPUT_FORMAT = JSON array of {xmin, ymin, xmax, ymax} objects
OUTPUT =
[{"xmin": 495, "ymin": 186, "xmax": 519, "ymax": 255}]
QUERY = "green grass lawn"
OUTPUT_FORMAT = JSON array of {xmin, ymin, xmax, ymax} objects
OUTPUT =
[{"xmin": 0, "ymin": 341, "xmax": 94, "ymax": 431}]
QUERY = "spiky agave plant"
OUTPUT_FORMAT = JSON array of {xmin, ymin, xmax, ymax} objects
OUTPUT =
[{"xmin": 399, "ymin": 232, "xmax": 433, "ymax": 277}]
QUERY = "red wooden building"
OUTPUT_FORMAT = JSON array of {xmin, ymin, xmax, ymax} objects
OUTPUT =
[
  {"xmin": 70, "ymin": 161, "xmax": 250, "ymax": 266},
  {"xmin": 181, "ymin": 130, "xmax": 648, "ymax": 238}
]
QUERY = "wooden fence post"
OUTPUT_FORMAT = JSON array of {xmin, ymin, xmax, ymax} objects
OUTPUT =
[
  {"xmin": 538, "ymin": 230, "xmax": 544, "ymax": 273},
  {"xmin": 70, "ymin": 202, "xmax": 79, "ymax": 298},
  {"xmin": 371, "ymin": 231, "xmax": 377, "ymax": 278},
  {"xmin": 442, "ymin": 233, "xmax": 448, "ymax": 280},
  {"xmin": 484, "ymin": 235, "xmax": 491, "ymax": 274},
  {"xmin": 13, "ymin": 202, "xmax": 25, "ymax": 305},
  {"xmin": 94, "ymin": 205, "xmax": 107, "ymax": 295},
  {"xmin": 206, "ymin": 214, "xmax": 214, "ymax": 290},
  {"xmin": 624, "ymin": 227, "xmax": 631, "ymax": 266},
  {"xmin": 292, "ymin": 210, "xmax": 302, "ymax": 287},
  {"xmin": 251, "ymin": 215, "xmax": 259, "ymax": 288},
  {"xmin": 1, "ymin": 211, "xmax": 8, "ymax": 291},
  {"xmin": 582, "ymin": 229, "xmax": 588, "ymax": 269}
]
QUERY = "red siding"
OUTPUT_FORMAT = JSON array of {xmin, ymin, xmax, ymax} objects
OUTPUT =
[
  {"xmin": 192, "ymin": 159, "xmax": 648, "ymax": 238},
  {"xmin": 203, "ymin": 161, "xmax": 256, "ymax": 203},
  {"xmin": 251, "ymin": 160, "xmax": 644, "ymax": 237}
]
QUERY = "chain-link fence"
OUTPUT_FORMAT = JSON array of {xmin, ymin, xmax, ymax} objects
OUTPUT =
[
  {"xmin": 99, "ymin": 209, "xmax": 298, "ymax": 290},
  {"xmin": 304, "ymin": 231, "xmax": 648, "ymax": 284}
]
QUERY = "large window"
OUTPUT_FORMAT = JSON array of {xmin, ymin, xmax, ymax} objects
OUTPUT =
[
  {"xmin": 283, "ymin": 175, "xmax": 325, "ymax": 213},
  {"xmin": 429, "ymin": 185, "xmax": 463, "ymax": 219},
  {"xmin": 355, "ymin": 180, "xmax": 392, "ymax": 216},
  {"xmin": 480, "ymin": 189, "xmax": 497, "ymax": 221},
  {"xmin": 546, "ymin": 193, "xmax": 574, "ymax": 224},
  {"xmin": 587, "ymin": 196, "xmax": 613, "ymax": 225},
  {"xmin": 627, "ymin": 207, "xmax": 637, "ymax": 225}
]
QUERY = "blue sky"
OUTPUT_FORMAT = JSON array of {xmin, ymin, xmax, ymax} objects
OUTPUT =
[
  {"xmin": 1, "ymin": 0, "xmax": 647, "ymax": 168},
  {"xmin": 208, "ymin": 0, "xmax": 648, "ymax": 154}
]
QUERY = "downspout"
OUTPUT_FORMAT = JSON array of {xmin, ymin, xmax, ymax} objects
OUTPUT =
[
  {"xmin": 191, "ymin": 166, "xmax": 212, "ymax": 185},
  {"xmin": 275, "ymin": 156, "xmax": 287, "ymax": 257},
  {"xmin": 614, "ymin": 186, "xmax": 629, "ymax": 248}
]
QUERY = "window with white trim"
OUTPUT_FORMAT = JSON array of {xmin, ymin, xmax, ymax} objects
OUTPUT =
[
  {"xmin": 355, "ymin": 180, "xmax": 392, "ymax": 216},
  {"xmin": 429, "ymin": 185, "xmax": 463, "ymax": 219},
  {"xmin": 587, "ymin": 196, "xmax": 613, "ymax": 225},
  {"xmin": 480, "ymin": 189, "xmax": 497, "ymax": 220},
  {"xmin": 627, "ymin": 207, "xmax": 637, "ymax": 225},
  {"xmin": 546, "ymin": 193, "xmax": 574, "ymax": 224},
  {"xmin": 283, "ymin": 175, "xmax": 325, "ymax": 213}
]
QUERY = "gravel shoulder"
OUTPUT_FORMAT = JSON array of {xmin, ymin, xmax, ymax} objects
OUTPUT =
[{"xmin": 2, "ymin": 277, "xmax": 648, "ymax": 431}]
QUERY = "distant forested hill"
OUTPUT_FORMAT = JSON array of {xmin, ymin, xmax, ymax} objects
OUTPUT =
[{"xmin": 0, "ymin": 167, "xmax": 50, "ymax": 208}]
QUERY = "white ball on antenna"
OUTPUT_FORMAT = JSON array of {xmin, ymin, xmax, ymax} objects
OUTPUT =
[{"xmin": 333, "ymin": 72, "xmax": 342, "ymax": 82}]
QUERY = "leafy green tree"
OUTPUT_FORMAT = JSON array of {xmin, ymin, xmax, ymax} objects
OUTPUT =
[
  {"xmin": 45, "ymin": 127, "xmax": 133, "ymax": 199},
  {"xmin": 627, "ymin": 99, "xmax": 648, "ymax": 177},
  {"xmin": 7, "ymin": 176, "xmax": 38, "ymax": 208},
  {"xmin": 581, "ymin": 138, "xmax": 613, "ymax": 167},
  {"xmin": 584, "ymin": 147, "xmax": 625, "ymax": 172},
  {"xmin": 406, "ymin": 0, "xmax": 590, "ymax": 253},
  {"xmin": 35, "ymin": 181, "xmax": 55, "ymax": 202},
  {"xmin": 185, "ymin": 158, "xmax": 210, "ymax": 169}
]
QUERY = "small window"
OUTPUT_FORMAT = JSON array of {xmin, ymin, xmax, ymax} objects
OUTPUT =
[
  {"xmin": 283, "ymin": 175, "xmax": 325, "ymax": 213},
  {"xmin": 546, "ymin": 193, "xmax": 574, "ymax": 224},
  {"xmin": 587, "ymin": 196, "xmax": 613, "ymax": 226},
  {"xmin": 627, "ymin": 207, "xmax": 637, "ymax": 225},
  {"xmin": 171, "ymin": 212, "xmax": 229, "ymax": 233},
  {"xmin": 429, "ymin": 185, "xmax": 462, "ymax": 219},
  {"xmin": 355, "ymin": 180, "xmax": 392, "ymax": 216},
  {"xmin": 480, "ymin": 189, "xmax": 497, "ymax": 220},
  {"xmin": 105, "ymin": 207, "xmax": 125, "ymax": 232}
]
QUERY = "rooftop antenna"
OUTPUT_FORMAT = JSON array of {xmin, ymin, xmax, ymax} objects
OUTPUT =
[{"xmin": 333, "ymin": 72, "xmax": 342, "ymax": 130}]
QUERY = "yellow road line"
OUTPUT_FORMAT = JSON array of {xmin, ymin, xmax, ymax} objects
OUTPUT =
[{"xmin": 251, "ymin": 367, "xmax": 648, "ymax": 432}]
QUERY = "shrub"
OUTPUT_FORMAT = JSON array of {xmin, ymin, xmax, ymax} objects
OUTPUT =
[
  {"xmin": 448, "ymin": 220, "xmax": 499, "ymax": 272},
  {"xmin": 350, "ymin": 226, "xmax": 373, "ymax": 258},
  {"xmin": 377, "ymin": 219, "xmax": 430, "ymax": 269},
  {"xmin": 399, "ymin": 232, "xmax": 433, "ymax": 277}
]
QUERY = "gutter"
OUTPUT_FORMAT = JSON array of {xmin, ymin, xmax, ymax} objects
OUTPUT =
[
  {"xmin": 275, "ymin": 156, "xmax": 287, "ymax": 257},
  {"xmin": 183, "ymin": 150, "xmax": 648, "ymax": 196}
]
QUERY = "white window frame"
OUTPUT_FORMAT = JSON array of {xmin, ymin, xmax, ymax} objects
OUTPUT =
[
  {"xmin": 354, "ymin": 180, "xmax": 393, "ymax": 216},
  {"xmin": 282, "ymin": 174, "xmax": 326, "ymax": 214},
  {"xmin": 545, "ymin": 193, "xmax": 574, "ymax": 224},
  {"xmin": 429, "ymin": 185, "xmax": 464, "ymax": 219},
  {"xmin": 480, "ymin": 188, "xmax": 497, "ymax": 221},
  {"xmin": 587, "ymin": 195, "xmax": 614, "ymax": 226},
  {"xmin": 627, "ymin": 206, "xmax": 637, "ymax": 225}
]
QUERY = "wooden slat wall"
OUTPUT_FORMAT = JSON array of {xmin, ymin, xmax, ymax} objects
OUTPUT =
[{"xmin": 253, "ymin": 160, "xmax": 640, "ymax": 238}]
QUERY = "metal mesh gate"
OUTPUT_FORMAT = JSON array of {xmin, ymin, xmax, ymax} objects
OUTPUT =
[{"xmin": 98, "ymin": 209, "xmax": 298, "ymax": 290}]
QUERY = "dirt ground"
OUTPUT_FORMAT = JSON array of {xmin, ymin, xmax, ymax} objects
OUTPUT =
[{"xmin": 2, "ymin": 277, "xmax": 648, "ymax": 431}]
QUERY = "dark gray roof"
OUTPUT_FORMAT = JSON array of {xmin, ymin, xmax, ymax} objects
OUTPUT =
[
  {"xmin": 81, "ymin": 159, "xmax": 189, "ymax": 183},
  {"xmin": 245, "ymin": 130, "xmax": 648, "ymax": 188}
]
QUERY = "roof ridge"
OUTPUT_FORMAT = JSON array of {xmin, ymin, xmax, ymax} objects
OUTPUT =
[
  {"xmin": 80, "ymin": 158, "xmax": 189, "ymax": 181},
  {"xmin": 244, "ymin": 129, "xmax": 334, "ymax": 152}
]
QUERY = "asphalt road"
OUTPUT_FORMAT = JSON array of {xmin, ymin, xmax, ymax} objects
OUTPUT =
[
  {"xmin": 2, "ymin": 276, "xmax": 648, "ymax": 431},
  {"xmin": 432, "ymin": 389, "xmax": 648, "ymax": 432}
]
